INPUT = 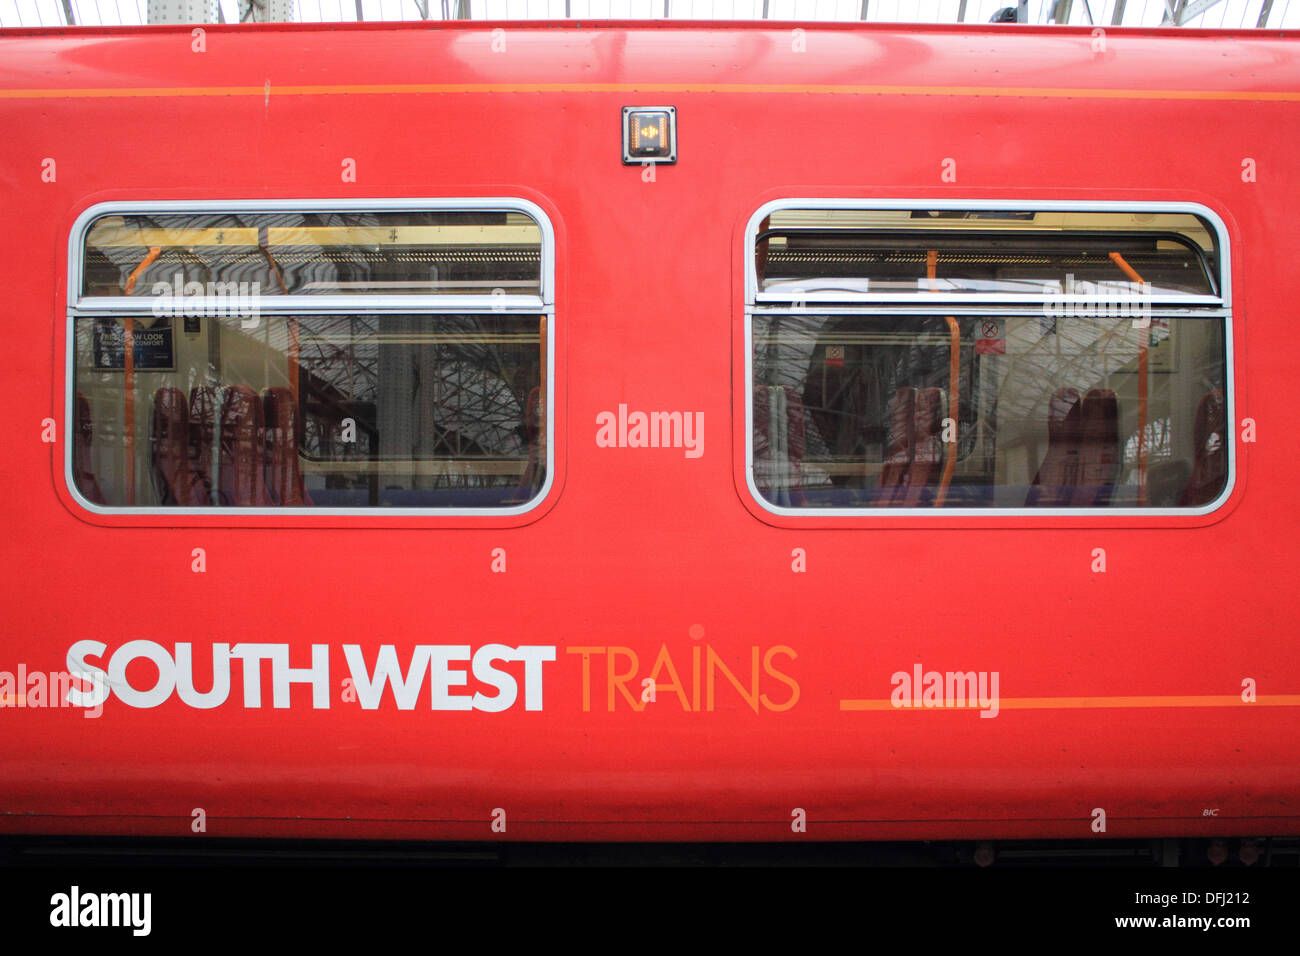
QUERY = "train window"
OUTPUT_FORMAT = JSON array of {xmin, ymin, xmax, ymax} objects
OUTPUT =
[
  {"xmin": 67, "ymin": 200, "xmax": 554, "ymax": 514},
  {"xmin": 81, "ymin": 210, "xmax": 543, "ymax": 299},
  {"xmin": 745, "ymin": 203, "xmax": 1232, "ymax": 513}
]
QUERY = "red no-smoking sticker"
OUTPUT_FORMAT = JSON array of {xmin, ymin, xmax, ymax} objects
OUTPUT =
[{"xmin": 975, "ymin": 318, "xmax": 1005, "ymax": 355}]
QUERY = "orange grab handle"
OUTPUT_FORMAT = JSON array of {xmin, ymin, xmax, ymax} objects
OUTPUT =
[{"xmin": 123, "ymin": 245, "xmax": 162, "ymax": 295}]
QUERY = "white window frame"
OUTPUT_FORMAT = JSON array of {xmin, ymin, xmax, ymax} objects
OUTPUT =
[
  {"xmin": 743, "ymin": 198, "xmax": 1235, "ymax": 518},
  {"xmin": 65, "ymin": 197, "xmax": 556, "ymax": 517}
]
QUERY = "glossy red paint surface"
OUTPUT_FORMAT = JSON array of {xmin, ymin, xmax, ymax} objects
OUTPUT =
[{"xmin": 1, "ymin": 21, "xmax": 1298, "ymax": 841}]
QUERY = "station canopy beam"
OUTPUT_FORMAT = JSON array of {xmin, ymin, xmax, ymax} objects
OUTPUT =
[
  {"xmin": 237, "ymin": 0, "xmax": 295, "ymax": 22},
  {"xmin": 1175, "ymin": 0, "xmax": 1228, "ymax": 24},
  {"xmin": 148, "ymin": 0, "xmax": 222, "ymax": 22}
]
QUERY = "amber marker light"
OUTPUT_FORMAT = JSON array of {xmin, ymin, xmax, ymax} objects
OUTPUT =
[{"xmin": 622, "ymin": 106, "xmax": 677, "ymax": 164}]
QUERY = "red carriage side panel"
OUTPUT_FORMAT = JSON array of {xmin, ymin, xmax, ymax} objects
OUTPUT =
[{"xmin": 0, "ymin": 21, "xmax": 1296, "ymax": 843}]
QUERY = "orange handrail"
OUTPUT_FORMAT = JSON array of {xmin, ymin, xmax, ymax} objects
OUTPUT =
[
  {"xmin": 123, "ymin": 245, "xmax": 161, "ymax": 295},
  {"xmin": 1109, "ymin": 251, "xmax": 1148, "ymax": 506},
  {"xmin": 1107, "ymin": 251, "xmax": 1144, "ymax": 285},
  {"xmin": 927, "ymin": 250, "xmax": 960, "ymax": 506}
]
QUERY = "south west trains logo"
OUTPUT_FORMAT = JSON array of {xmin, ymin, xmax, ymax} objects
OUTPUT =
[
  {"xmin": 56, "ymin": 639, "xmax": 800, "ymax": 714},
  {"xmin": 63, "ymin": 641, "xmax": 555, "ymax": 712}
]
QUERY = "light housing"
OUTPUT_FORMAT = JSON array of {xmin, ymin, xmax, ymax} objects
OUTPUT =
[{"xmin": 622, "ymin": 106, "xmax": 677, "ymax": 165}]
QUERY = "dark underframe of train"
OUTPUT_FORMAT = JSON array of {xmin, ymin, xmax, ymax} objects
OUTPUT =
[{"xmin": 1, "ymin": 834, "xmax": 1295, "ymax": 867}]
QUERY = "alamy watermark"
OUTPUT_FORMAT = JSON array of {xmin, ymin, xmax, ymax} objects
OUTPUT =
[
  {"xmin": 1044, "ymin": 273, "xmax": 1152, "ymax": 327},
  {"xmin": 50, "ymin": 886, "xmax": 150, "ymax": 936},
  {"xmin": 151, "ymin": 272, "xmax": 262, "ymax": 328},
  {"xmin": 891, "ymin": 664, "xmax": 1000, "ymax": 718},
  {"xmin": 0, "ymin": 666, "xmax": 104, "ymax": 718}
]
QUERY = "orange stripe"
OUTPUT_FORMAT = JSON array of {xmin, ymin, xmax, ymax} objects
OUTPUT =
[
  {"xmin": 1, "ymin": 82, "xmax": 1299, "ymax": 102},
  {"xmin": 840, "ymin": 695, "xmax": 1300, "ymax": 711},
  {"xmin": 6, "ymin": 692, "xmax": 1294, "ymax": 710}
]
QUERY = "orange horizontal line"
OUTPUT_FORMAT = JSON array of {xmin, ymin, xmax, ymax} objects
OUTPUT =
[
  {"xmin": 8, "ymin": 692, "xmax": 1298, "ymax": 711},
  {"xmin": 0, "ymin": 82, "xmax": 1298, "ymax": 102},
  {"xmin": 840, "ymin": 695, "xmax": 1300, "ymax": 711}
]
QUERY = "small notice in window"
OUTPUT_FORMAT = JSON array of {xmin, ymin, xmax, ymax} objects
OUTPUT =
[
  {"xmin": 824, "ymin": 345, "xmax": 845, "ymax": 367},
  {"xmin": 92, "ymin": 317, "xmax": 176, "ymax": 371},
  {"xmin": 975, "ymin": 318, "xmax": 1005, "ymax": 355}
]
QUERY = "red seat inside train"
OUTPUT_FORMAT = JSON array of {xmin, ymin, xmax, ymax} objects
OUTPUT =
[
  {"xmin": 149, "ymin": 386, "xmax": 206, "ymax": 506},
  {"xmin": 263, "ymin": 387, "xmax": 311, "ymax": 507},
  {"xmin": 878, "ymin": 386, "xmax": 916, "ymax": 500},
  {"xmin": 1028, "ymin": 387, "xmax": 1120, "ymax": 507},
  {"xmin": 895, "ymin": 387, "xmax": 946, "ymax": 507},
  {"xmin": 146, "ymin": 386, "xmax": 309, "ymax": 507},
  {"xmin": 73, "ymin": 391, "xmax": 106, "ymax": 505},
  {"xmin": 77, "ymin": 381, "xmax": 1228, "ymax": 510},
  {"xmin": 876, "ymin": 386, "xmax": 948, "ymax": 506},
  {"xmin": 515, "ymin": 385, "xmax": 544, "ymax": 498},
  {"xmin": 1179, "ymin": 389, "xmax": 1227, "ymax": 507}
]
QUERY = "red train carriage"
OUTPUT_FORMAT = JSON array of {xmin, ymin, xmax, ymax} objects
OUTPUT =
[{"xmin": 0, "ymin": 19, "xmax": 1297, "ymax": 847}]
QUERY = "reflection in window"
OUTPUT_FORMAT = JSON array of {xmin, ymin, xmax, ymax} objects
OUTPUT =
[
  {"xmin": 73, "ymin": 313, "xmax": 547, "ymax": 509},
  {"xmin": 756, "ymin": 209, "xmax": 1219, "ymax": 298},
  {"xmin": 748, "ymin": 205, "xmax": 1230, "ymax": 511},
  {"xmin": 752, "ymin": 312, "xmax": 1227, "ymax": 509},
  {"xmin": 83, "ymin": 211, "xmax": 542, "ymax": 298}
]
